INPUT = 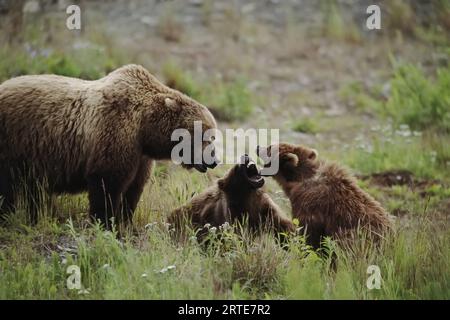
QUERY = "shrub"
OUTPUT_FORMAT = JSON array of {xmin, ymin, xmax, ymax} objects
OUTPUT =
[
  {"xmin": 320, "ymin": 0, "xmax": 361, "ymax": 43},
  {"xmin": 292, "ymin": 118, "xmax": 319, "ymax": 134},
  {"xmin": 162, "ymin": 62, "xmax": 254, "ymax": 122},
  {"xmin": 206, "ymin": 79, "xmax": 253, "ymax": 122},
  {"xmin": 162, "ymin": 62, "xmax": 201, "ymax": 99},
  {"xmin": 0, "ymin": 45, "xmax": 122, "ymax": 81},
  {"xmin": 383, "ymin": 64, "xmax": 450, "ymax": 133}
]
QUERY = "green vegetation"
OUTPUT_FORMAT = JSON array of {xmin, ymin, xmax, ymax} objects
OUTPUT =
[
  {"xmin": 339, "ymin": 81, "xmax": 381, "ymax": 112},
  {"xmin": 162, "ymin": 61, "xmax": 201, "ymax": 99},
  {"xmin": 204, "ymin": 78, "xmax": 253, "ymax": 122},
  {"xmin": 339, "ymin": 64, "xmax": 450, "ymax": 181},
  {"xmin": 162, "ymin": 62, "xmax": 253, "ymax": 122},
  {"xmin": 382, "ymin": 65, "xmax": 450, "ymax": 133},
  {"xmin": 319, "ymin": 0, "xmax": 360, "ymax": 43},
  {"xmin": 344, "ymin": 132, "xmax": 449, "ymax": 180},
  {"xmin": 384, "ymin": 0, "xmax": 450, "ymax": 43},
  {"xmin": 0, "ymin": 43, "xmax": 123, "ymax": 81},
  {"xmin": 0, "ymin": 0, "xmax": 449, "ymax": 301},
  {"xmin": 385, "ymin": 0, "xmax": 416, "ymax": 36},
  {"xmin": 0, "ymin": 163, "xmax": 448, "ymax": 299},
  {"xmin": 292, "ymin": 118, "xmax": 319, "ymax": 134}
]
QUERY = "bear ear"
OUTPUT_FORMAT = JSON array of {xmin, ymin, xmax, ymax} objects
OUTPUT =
[
  {"xmin": 309, "ymin": 149, "xmax": 318, "ymax": 160},
  {"xmin": 164, "ymin": 97, "xmax": 178, "ymax": 109},
  {"xmin": 284, "ymin": 153, "xmax": 299, "ymax": 166},
  {"xmin": 218, "ymin": 178, "xmax": 226, "ymax": 190}
]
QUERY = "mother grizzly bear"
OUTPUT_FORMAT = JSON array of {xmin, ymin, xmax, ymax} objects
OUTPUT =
[{"xmin": 0, "ymin": 64, "xmax": 218, "ymax": 227}]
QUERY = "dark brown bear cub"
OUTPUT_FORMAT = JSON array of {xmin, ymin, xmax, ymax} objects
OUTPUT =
[
  {"xmin": 168, "ymin": 155, "xmax": 294, "ymax": 241},
  {"xmin": 257, "ymin": 143, "xmax": 393, "ymax": 248}
]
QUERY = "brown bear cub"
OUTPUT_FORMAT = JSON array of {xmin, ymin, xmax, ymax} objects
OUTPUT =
[
  {"xmin": 168, "ymin": 155, "xmax": 294, "ymax": 241},
  {"xmin": 257, "ymin": 143, "xmax": 393, "ymax": 248}
]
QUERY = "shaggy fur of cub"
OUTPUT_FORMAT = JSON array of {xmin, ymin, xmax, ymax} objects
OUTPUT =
[
  {"xmin": 168, "ymin": 155, "xmax": 294, "ymax": 240},
  {"xmin": 257, "ymin": 143, "xmax": 393, "ymax": 248}
]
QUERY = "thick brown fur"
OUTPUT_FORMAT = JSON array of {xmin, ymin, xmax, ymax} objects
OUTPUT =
[
  {"xmin": 257, "ymin": 143, "xmax": 393, "ymax": 248},
  {"xmin": 0, "ymin": 64, "xmax": 217, "ymax": 227},
  {"xmin": 168, "ymin": 158, "xmax": 294, "ymax": 241}
]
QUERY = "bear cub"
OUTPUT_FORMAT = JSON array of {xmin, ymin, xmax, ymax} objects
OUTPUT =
[
  {"xmin": 257, "ymin": 143, "xmax": 393, "ymax": 248},
  {"xmin": 168, "ymin": 155, "xmax": 294, "ymax": 241}
]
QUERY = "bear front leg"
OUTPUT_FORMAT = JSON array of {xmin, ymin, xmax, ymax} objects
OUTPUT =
[
  {"xmin": 120, "ymin": 158, "xmax": 153, "ymax": 224},
  {"xmin": 304, "ymin": 220, "xmax": 325, "ymax": 250},
  {"xmin": 87, "ymin": 173, "xmax": 124, "ymax": 230},
  {"xmin": 269, "ymin": 211, "xmax": 295, "ymax": 246},
  {"xmin": 0, "ymin": 170, "xmax": 15, "ymax": 221}
]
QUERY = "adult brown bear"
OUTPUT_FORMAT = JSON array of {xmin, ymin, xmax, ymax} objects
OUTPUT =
[
  {"xmin": 0, "ymin": 64, "xmax": 218, "ymax": 227},
  {"xmin": 168, "ymin": 155, "xmax": 294, "ymax": 241},
  {"xmin": 257, "ymin": 143, "xmax": 393, "ymax": 248}
]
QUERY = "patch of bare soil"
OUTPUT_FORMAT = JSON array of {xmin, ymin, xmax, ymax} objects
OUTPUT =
[
  {"xmin": 361, "ymin": 170, "xmax": 442, "ymax": 195},
  {"xmin": 365, "ymin": 170, "xmax": 415, "ymax": 187}
]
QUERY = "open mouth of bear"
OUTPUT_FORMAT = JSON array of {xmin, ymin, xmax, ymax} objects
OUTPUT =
[{"xmin": 240, "ymin": 155, "xmax": 265, "ymax": 188}]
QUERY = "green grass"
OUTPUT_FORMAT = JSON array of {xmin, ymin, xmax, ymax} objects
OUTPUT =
[
  {"xmin": 0, "ymin": 7, "xmax": 449, "ymax": 300},
  {"xmin": 204, "ymin": 78, "xmax": 253, "ymax": 122},
  {"xmin": 0, "ymin": 43, "xmax": 123, "ymax": 82},
  {"xmin": 319, "ymin": 0, "xmax": 361, "ymax": 43},
  {"xmin": 384, "ymin": 0, "xmax": 416, "ymax": 36},
  {"xmin": 0, "ymin": 15, "xmax": 124, "ymax": 82},
  {"xmin": 343, "ymin": 131, "xmax": 450, "ymax": 180},
  {"xmin": 339, "ymin": 81, "xmax": 381, "ymax": 112},
  {"xmin": 162, "ymin": 61, "xmax": 202, "ymax": 99},
  {"xmin": 292, "ymin": 118, "xmax": 320, "ymax": 134},
  {"xmin": 381, "ymin": 64, "xmax": 450, "ymax": 133},
  {"xmin": 339, "ymin": 63, "xmax": 450, "ymax": 182},
  {"xmin": 162, "ymin": 61, "xmax": 254, "ymax": 122},
  {"xmin": 0, "ymin": 162, "xmax": 448, "ymax": 300}
]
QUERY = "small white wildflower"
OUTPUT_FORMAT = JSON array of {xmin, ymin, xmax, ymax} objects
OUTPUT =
[
  {"xmin": 102, "ymin": 264, "xmax": 110, "ymax": 269},
  {"xmin": 209, "ymin": 226, "xmax": 217, "ymax": 234},
  {"xmin": 158, "ymin": 265, "xmax": 176, "ymax": 274},
  {"xmin": 204, "ymin": 223, "xmax": 211, "ymax": 229},
  {"xmin": 220, "ymin": 222, "xmax": 231, "ymax": 231},
  {"xmin": 141, "ymin": 273, "xmax": 148, "ymax": 278}
]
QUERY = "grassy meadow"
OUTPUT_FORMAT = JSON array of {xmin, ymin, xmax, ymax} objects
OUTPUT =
[{"xmin": 0, "ymin": 0, "xmax": 449, "ymax": 299}]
